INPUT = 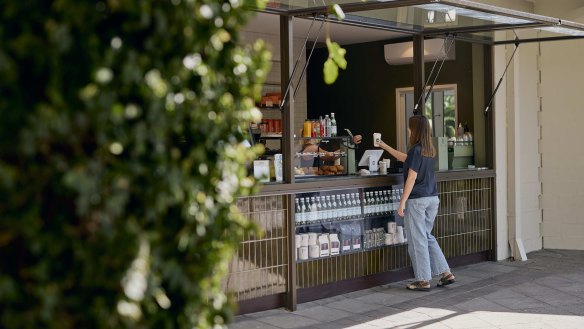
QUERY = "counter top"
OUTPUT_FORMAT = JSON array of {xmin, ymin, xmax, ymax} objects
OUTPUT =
[{"xmin": 258, "ymin": 168, "xmax": 495, "ymax": 195}]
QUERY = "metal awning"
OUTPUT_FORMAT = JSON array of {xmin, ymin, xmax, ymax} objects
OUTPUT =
[{"xmin": 253, "ymin": 0, "xmax": 584, "ymax": 44}]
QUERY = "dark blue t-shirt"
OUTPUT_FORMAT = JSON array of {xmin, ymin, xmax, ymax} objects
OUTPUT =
[{"xmin": 403, "ymin": 144, "xmax": 437, "ymax": 199}]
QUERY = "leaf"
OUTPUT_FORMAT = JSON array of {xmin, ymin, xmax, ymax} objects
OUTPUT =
[
  {"xmin": 324, "ymin": 38, "xmax": 347, "ymax": 84},
  {"xmin": 323, "ymin": 58, "xmax": 338, "ymax": 85},
  {"xmin": 326, "ymin": 38, "xmax": 347, "ymax": 69},
  {"xmin": 331, "ymin": 4, "xmax": 346, "ymax": 20}
]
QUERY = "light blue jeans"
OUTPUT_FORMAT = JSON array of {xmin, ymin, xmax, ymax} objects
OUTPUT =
[{"xmin": 404, "ymin": 196, "xmax": 450, "ymax": 281}]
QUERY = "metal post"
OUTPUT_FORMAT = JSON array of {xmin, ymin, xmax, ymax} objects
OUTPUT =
[
  {"xmin": 413, "ymin": 35, "xmax": 425, "ymax": 115},
  {"xmin": 280, "ymin": 15, "xmax": 297, "ymax": 311}
]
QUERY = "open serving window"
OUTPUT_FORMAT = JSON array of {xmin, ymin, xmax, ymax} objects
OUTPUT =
[
  {"xmin": 257, "ymin": 0, "xmax": 584, "ymax": 45},
  {"xmin": 246, "ymin": 0, "xmax": 584, "ymax": 189}
]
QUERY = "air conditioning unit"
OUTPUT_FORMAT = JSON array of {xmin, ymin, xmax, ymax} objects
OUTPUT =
[{"xmin": 384, "ymin": 38, "xmax": 455, "ymax": 65}]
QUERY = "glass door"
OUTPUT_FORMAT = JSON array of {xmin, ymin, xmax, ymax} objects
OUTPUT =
[{"xmin": 396, "ymin": 85, "xmax": 457, "ymax": 151}]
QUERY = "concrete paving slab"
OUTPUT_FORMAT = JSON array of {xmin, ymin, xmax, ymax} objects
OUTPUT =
[
  {"xmin": 255, "ymin": 314, "xmax": 320, "ymax": 329},
  {"xmin": 454, "ymin": 297, "xmax": 512, "ymax": 312},
  {"xmin": 292, "ymin": 305, "xmax": 351, "ymax": 322},
  {"xmin": 230, "ymin": 250, "xmax": 584, "ymax": 329},
  {"xmin": 492, "ymin": 296, "xmax": 551, "ymax": 310},
  {"xmin": 355, "ymin": 292, "xmax": 415, "ymax": 306},
  {"xmin": 230, "ymin": 316, "xmax": 282, "ymax": 329},
  {"xmin": 326, "ymin": 298, "xmax": 385, "ymax": 314}
]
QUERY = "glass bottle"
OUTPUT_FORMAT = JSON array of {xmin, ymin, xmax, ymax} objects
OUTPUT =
[
  {"xmin": 323, "ymin": 195, "xmax": 330, "ymax": 221},
  {"xmin": 390, "ymin": 190, "xmax": 397, "ymax": 213},
  {"xmin": 324, "ymin": 115, "xmax": 331, "ymax": 137},
  {"xmin": 330, "ymin": 113, "xmax": 337, "ymax": 137},
  {"xmin": 295, "ymin": 198, "xmax": 302, "ymax": 225},
  {"xmin": 310, "ymin": 197, "xmax": 318, "ymax": 223},
  {"xmin": 354, "ymin": 193, "xmax": 361, "ymax": 217},
  {"xmin": 319, "ymin": 116, "xmax": 325, "ymax": 137},
  {"xmin": 315, "ymin": 196, "xmax": 323, "ymax": 221},
  {"xmin": 337, "ymin": 195, "xmax": 346, "ymax": 219},
  {"xmin": 330, "ymin": 195, "xmax": 338, "ymax": 220},
  {"xmin": 383, "ymin": 190, "xmax": 390, "ymax": 215},
  {"xmin": 303, "ymin": 197, "xmax": 310, "ymax": 222}
]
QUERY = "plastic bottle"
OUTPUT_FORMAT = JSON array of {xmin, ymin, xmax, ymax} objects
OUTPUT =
[
  {"xmin": 303, "ymin": 119, "xmax": 312, "ymax": 138},
  {"xmin": 324, "ymin": 115, "xmax": 331, "ymax": 137}
]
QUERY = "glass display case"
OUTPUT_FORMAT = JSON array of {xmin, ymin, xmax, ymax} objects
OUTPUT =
[
  {"xmin": 294, "ymin": 186, "xmax": 406, "ymax": 262},
  {"xmin": 294, "ymin": 136, "xmax": 351, "ymax": 178}
]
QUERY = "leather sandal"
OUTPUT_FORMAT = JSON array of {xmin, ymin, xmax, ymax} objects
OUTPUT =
[
  {"xmin": 437, "ymin": 273, "xmax": 456, "ymax": 287},
  {"xmin": 406, "ymin": 281, "xmax": 431, "ymax": 291}
]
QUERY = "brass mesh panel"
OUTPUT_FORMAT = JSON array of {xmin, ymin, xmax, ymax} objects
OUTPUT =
[
  {"xmin": 296, "ymin": 177, "xmax": 494, "ymax": 289},
  {"xmin": 297, "ymin": 245, "xmax": 410, "ymax": 289},
  {"xmin": 223, "ymin": 196, "xmax": 288, "ymax": 301},
  {"xmin": 435, "ymin": 177, "xmax": 494, "ymax": 258}
]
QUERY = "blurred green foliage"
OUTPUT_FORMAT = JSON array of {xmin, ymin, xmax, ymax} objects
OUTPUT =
[{"xmin": 0, "ymin": 0, "xmax": 269, "ymax": 328}]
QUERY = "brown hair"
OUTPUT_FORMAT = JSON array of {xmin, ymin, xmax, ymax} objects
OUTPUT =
[{"xmin": 408, "ymin": 115, "xmax": 435, "ymax": 158}]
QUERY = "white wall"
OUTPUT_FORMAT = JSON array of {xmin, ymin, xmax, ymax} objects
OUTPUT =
[
  {"xmin": 492, "ymin": 33, "xmax": 510, "ymax": 260},
  {"xmin": 480, "ymin": 0, "xmax": 542, "ymax": 259},
  {"xmin": 515, "ymin": 40, "xmax": 543, "ymax": 253},
  {"xmin": 536, "ymin": 2, "xmax": 584, "ymax": 250},
  {"xmin": 486, "ymin": 0, "xmax": 584, "ymax": 252}
]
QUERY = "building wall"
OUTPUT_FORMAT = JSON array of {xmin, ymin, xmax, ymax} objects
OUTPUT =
[
  {"xmin": 485, "ymin": 0, "xmax": 584, "ymax": 253},
  {"xmin": 515, "ymin": 41, "xmax": 543, "ymax": 253},
  {"xmin": 536, "ymin": 2, "xmax": 584, "ymax": 250}
]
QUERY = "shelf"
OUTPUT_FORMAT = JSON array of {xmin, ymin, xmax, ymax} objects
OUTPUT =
[
  {"xmin": 295, "ymin": 136, "xmax": 349, "ymax": 141},
  {"xmin": 295, "ymin": 151, "xmax": 346, "ymax": 158},
  {"xmin": 296, "ymin": 243, "xmax": 407, "ymax": 263},
  {"xmin": 295, "ymin": 213, "xmax": 396, "ymax": 228},
  {"xmin": 258, "ymin": 105, "xmax": 281, "ymax": 110},
  {"xmin": 260, "ymin": 134, "xmax": 282, "ymax": 139}
]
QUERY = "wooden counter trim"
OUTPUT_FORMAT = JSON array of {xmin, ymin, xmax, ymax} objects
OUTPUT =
[
  {"xmin": 257, "ymin": 169, "xmax": 496, "ymax": 195},
  {"xmin": 435, "ymin": 169, "xmax": 496, "ymax": 181},
  {"xmin": 258, "ymin": 174, "xmax": 403, "ymax": 196}
]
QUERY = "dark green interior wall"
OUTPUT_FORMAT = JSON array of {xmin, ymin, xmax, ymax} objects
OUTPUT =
[{"xmin": 307, "ymin": 39, "xmax": 480, "ymax": 161}]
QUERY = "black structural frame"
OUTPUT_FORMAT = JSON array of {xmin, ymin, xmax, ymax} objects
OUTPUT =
[{"xmin": 241, "ymin": 0, "xmax": 584, "ymax": 313}]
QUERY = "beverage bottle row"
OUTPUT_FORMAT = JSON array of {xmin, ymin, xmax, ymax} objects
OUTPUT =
[
  {"xmin": 295, "ymin": 193, "xmax": 361, "ymax": 225},
  {"xmin": 303, "ymin": 112, "xmax": 337, "ymax": 138},
  {"xmin": 294, "ymin": 188, "xmax": 404, "ymax": 226},
  {"xmin": 363, "ymin": 189, "xmax": 403, "ymax": 217}
]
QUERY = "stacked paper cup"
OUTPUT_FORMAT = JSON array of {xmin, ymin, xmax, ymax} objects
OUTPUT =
[
  {"xmin": 387, "ymin": 222, "xmax": 397, "ymax": 233},
  {"xmin": 385, "ymin": 233, "xmax": 394, "ymax": 245},
  {"xmin": 295, "ymin": 234, "xmax": 302, "ymax": 260},
  {"xmin": 396, "ymin": 226, "xmax": 405, "ymax": 244},
  {"xmin": 308, "ymin": 233, "xmax": 320, "ymax": 259},
  {"xmin": 298, "ymin": 234, "xmax": 309, "ymax": 260}
]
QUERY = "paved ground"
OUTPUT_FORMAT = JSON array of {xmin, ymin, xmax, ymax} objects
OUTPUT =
[{"xmin": 230, "ymin": 249, "xmax": 584, "ymax": 329}]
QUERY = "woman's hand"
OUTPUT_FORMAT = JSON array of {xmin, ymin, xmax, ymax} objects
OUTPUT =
[
  {"xmin": 397, "ymin": 202, "xmax": 406, "ymax": 217},
  {"xmin": 353, "ymin": 135, "xmax": 362, "ymax": 145}
]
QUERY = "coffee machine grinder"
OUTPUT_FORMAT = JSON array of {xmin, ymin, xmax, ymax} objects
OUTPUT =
[{"xmin": 344, "ymin": 129, "xmax": 357, "ymax": 174}]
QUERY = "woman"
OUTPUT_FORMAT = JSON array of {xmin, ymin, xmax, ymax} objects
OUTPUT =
[{"xmin": 377, "ymin": 115, "xmax": 455, "ymax": 291}]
